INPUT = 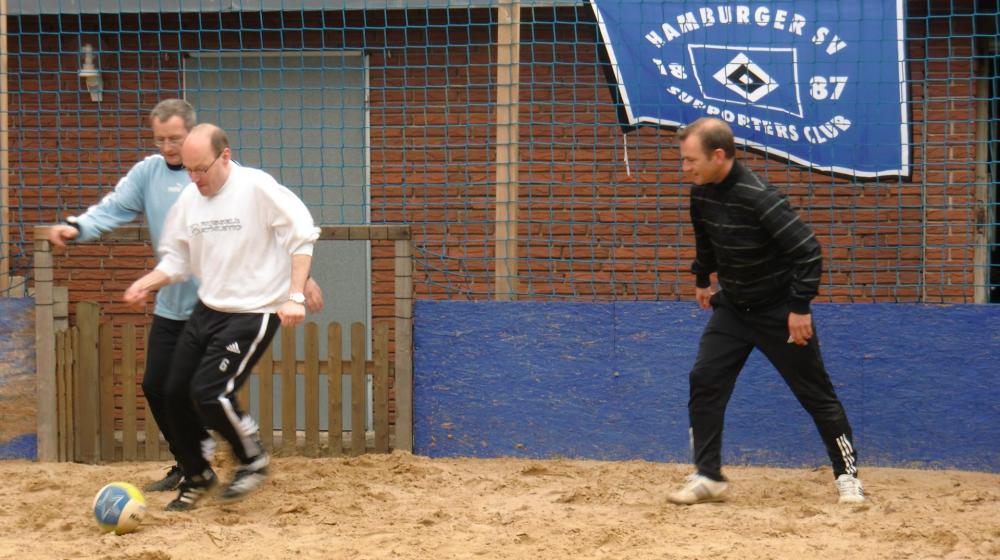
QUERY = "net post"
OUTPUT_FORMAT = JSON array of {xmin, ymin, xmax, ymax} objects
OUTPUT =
[{"xmin": 495, "ymin": 0, "xmax": 521, "ymax": 300}]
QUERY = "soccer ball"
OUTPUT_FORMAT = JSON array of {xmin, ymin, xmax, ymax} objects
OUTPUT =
[{"xmin": 93, "ymin": 482, "xmax": 146, "ymax": 535}]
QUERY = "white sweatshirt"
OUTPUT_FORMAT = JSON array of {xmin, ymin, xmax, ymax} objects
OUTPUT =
[{"xmin": 156, "ymin": 164, "xmax": 320, "ymax": 314}]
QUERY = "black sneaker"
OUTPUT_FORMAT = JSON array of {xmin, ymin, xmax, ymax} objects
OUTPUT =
[
  {"xmin": 143, "ymin": 464, "xmax": 184, "ymax": 492},
  {"xmin": 219, "ymin": 453, "xmax": 270, "ymax": 502},
  {"xmin": 165, "ymin": 470, "xmax": 218, "ymax": 511}
]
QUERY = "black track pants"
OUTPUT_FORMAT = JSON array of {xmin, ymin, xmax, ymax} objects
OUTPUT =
[
  {"xmin": 688, "ymin": 297, "xmax": 858, "ymax": 481},
  {"xmin": 143, "ymin": 315, "xmax": 211, "ymax": 462},
  {"xmin": 165, "ymin": 302, "xmax": 280, "ymax": 478}
]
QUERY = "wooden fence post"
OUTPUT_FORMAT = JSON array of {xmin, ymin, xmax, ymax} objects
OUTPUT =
[
  {"xmin": 33, "ymin": 229, "xmax": 57, "ymax": 461},
  {"xmin": 75, "ymin": 301, "xmax": 100, "ymax": 464},
  {"xmin": 394, "ymin": 239, "xmax": 414, "ymax": 452},
  {"xmin": 53, "ymin": 286, "xmax": 68, "ymax": 332}
]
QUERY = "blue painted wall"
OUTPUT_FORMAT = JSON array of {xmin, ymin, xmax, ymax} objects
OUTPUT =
[
  {"xmin": 414, "ymin": 301, "xmax": 999, "ymax": 472},
  {"xmin": 0, "ymin": 297, "xmax": 37, "ymax": 460}
]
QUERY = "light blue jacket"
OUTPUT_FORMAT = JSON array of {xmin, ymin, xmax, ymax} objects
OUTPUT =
[{"xmin": 72, "ymin": 154, "xmax": 199, "ymax": 320}]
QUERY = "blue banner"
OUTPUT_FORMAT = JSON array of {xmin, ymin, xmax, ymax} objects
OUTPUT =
[{"xmin": 590, "ymin": 1, "xmax": 910, "ymax": 178}]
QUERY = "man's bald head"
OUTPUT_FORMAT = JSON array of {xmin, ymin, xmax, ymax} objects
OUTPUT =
[
  {"xmin": 185, "ymin": 123, "xmax": 229, "ymax": 158},
  {"xmin": 181, "ymin": 123, "xmax": 233, "ymax": 196},
  {"xmin": 678, "ymin": 117, "xmax": 736, "ymax": 159}
]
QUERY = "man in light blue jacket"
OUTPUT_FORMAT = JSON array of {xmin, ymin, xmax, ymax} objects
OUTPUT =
[{"xmin": 49, "ymin": 99, "xmax": 323, "ymax": 491}]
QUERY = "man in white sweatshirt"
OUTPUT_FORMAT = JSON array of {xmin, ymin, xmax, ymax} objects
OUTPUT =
[
  {"xmin": 49, "ymin": 101, "xmax": 324, "ymax": 493},
  {"xmin": 124, "ymin": 124, "xmax": 320, "ymax": 511}
]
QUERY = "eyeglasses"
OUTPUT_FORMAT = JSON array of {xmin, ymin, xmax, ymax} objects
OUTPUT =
[
  {"xmin": 153, "ymin": 136, "xmax": 186, "ymax": 148},
  {"xmin": 185, "ymin": 153, "xmax": 221, "ymax": 176}
]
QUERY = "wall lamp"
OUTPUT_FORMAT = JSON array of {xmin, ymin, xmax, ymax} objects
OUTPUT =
[{"xmin": 79, "ymin": 43, "xmax": 103, "ymax": 102}]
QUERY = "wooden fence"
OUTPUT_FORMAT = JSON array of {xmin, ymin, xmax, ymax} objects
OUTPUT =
[
  {"xmin": 54, "ymin": 304, "xmax": 395, "ymax": 462},
  {"xmin": 35, "ymin": 224, "xmax": 413, "ymax": 463}
]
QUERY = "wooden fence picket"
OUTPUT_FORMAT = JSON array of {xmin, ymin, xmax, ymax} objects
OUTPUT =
[
  {"xmin": 55, "ymin": 330, "xmax": 70, "ymax": 462},
  {"xmin": 122, "ymin": 323, "xmax": 138, "ymax": 461},
  {"xmin": 304, "ymin": 323, "xmax": 320, "ymax": 457},
  {"xmin": 98, "ymin": 322, "xmax": 114, "ymax": 462},
  {"xmin": 327, "ymin": 322, "xmax": 343, "ymax": 457},
  {"xmin": 281, "ymin": 327, "xmax": 296, "ymax": 455},
  {"xmin": 258, "ymin": 347, "xmax": 274, "ymax": 449},
  {"xmin": 350, "ymin": 322, "xmax": 366, "ymax": 456},
  {"xmin": 374, "ymin": 322, "xmax": 389, "ymax": 453}
]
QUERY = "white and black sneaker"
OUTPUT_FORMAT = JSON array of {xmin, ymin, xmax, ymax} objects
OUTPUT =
[
  {"xmin": 220, "ymin": 453, "xmax": 270, "ymax": 502},
  {"xmin": 165, "ymin": 470, "xmax": 218, "ymax": 511},
  {"xmin": 836, "ymin": 474, "xmax": 865, "ymax": 504},
  {"xmin": 667, "ymin": 473, "xmax": 729, "ymax": 505},
  {"xmin": 143, "ymin": 464, "xmax": 183, "ymax": 492}
]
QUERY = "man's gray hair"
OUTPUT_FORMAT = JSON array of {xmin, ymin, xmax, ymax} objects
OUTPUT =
[{"xmin": 149, "ymin": 98, "xmax": 196, "ymax": 129}]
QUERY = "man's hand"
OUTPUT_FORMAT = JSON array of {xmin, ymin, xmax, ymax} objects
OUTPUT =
[
  {"xmin": 787, "ymin": 312, "xmax": 813, "ymax": 346},
  {"xmin": 123, "ymin": 282, "xmax": 151, "ymax": 309},
  {"xmin": 278, "ymin": 301, "xmax": 306, "ymax": 327},
  {"xmin": 123, "ymin": 270, "xmax": 170, "ymax": 310},
  {"xmin": 695, "ymin": 286, "xmax": 714, "ymax": 310},
  {"xmin": 303, "ymin": 277, "xmax": 324, "ymax": 314},
  {"xmin": 47, "ymin": 224, "xmax": 79, "ymax": 248}
]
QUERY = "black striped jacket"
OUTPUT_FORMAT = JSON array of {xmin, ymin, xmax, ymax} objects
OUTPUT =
[{"xmin": 689, "ymin": 161, "xmax": 821, "ymax": 314}]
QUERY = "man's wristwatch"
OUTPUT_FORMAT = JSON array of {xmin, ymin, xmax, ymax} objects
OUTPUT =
[
  {"xmin": 288, "ymin": 292, "xmax": 306, "ymax": 305},
  {"xmin": 64, "ymin": 216, "xmax": 81, "ymax": 231}
]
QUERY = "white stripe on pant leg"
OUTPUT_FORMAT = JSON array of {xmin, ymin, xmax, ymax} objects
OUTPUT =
[
  {"xmin": 836, "ymin": 436, "xmax": 855, "ymax": 475},
  {"xmin": 841, "ymin": 434, "xmax": 855, "ymax": 454},
  {"xmin": 836, "ymin": 435, "xmax": 857, "ymax": 476},
  {"xmin": 201, "ymin": 436, "xmax": 217, "ymax": 462},
  {"xmin": 225, "ymin": 313, "xmax": 271, "ymax": 396},
  {"xmin": 218, "ymin": 398, "xmax": 261, "ymax": 459},
  {"xmin": 240, "ymin": 415, "xmax": 259, "ymax": 436},
  {"xmin": 216, "ymin": 313, "xmax": 271, "ymax": 460},
  {"xmin": 688, "ymin": 427, "xmax": 694, "ymax": 460},
  {"xmin": 840, "ymin": 435, "xmax": 857, "ymax": 474}
]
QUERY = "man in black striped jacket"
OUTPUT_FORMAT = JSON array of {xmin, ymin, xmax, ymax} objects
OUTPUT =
[{"xmin": 666, "ymin": 117, "xmax": 865, "ymax": 506}]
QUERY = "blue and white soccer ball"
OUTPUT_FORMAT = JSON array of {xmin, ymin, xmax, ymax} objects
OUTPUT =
[{"xmin": 93, "ymin": 482, "xmax": 146, "ymax": 535}]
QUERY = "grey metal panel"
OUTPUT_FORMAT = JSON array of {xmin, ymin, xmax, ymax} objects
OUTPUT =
[
  {"xmin": 9, "ymin": 0, "xmax": 234, "ymax": 14},
  {"xmin": 10, "ymin": 0, "xmax": 578, "ymax": 15},
  {"xmin": 184, "ymin": 51, "xmax": 370, "ymax": 430}
]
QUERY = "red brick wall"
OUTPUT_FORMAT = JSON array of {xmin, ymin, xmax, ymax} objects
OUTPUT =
[{"xmin": 8, "ymin": 4, "xmax": 989, "ymax": 324}]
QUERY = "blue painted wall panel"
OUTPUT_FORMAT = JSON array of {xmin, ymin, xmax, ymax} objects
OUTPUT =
[
  {"xmin": 414, "ymin": 302, "xmax": 999, "ymax": 472},
  {"xmin": 0, "ymin": 297, "xmax": 37, "ymax": 461}
]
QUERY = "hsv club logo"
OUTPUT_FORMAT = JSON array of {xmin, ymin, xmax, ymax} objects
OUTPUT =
[{"xmin": 591, "ymin": 1, "xmax": 909, "ymax": 178}]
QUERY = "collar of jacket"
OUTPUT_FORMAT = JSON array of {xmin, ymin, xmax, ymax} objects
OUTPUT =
[{"xmin": 707, "ymin": 160, "xmax": 745, "ymax": 192}]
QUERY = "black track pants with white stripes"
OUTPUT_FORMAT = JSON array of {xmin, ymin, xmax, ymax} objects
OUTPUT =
[
  {"xmin": 688, "ymin": 296, "xmax": 858, "ymax": 481},
  {"xmin": 165, "ymin": 301, "xmax": 280, "ymax": 479}
]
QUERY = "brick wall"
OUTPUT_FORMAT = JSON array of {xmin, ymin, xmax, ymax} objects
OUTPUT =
[{"xmin": 8, "ymin": 4, "xmax": 989, "ymax": 325}]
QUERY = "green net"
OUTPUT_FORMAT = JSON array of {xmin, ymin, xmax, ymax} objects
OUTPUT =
[{"xmin": 2, "ymin": 1, "xmax": 998, "ymax": 303}]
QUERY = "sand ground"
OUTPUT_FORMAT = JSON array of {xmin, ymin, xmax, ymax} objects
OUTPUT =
[{"xmin": 0, "ymin": 452, "xmax": 996, "ymax": 559}]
